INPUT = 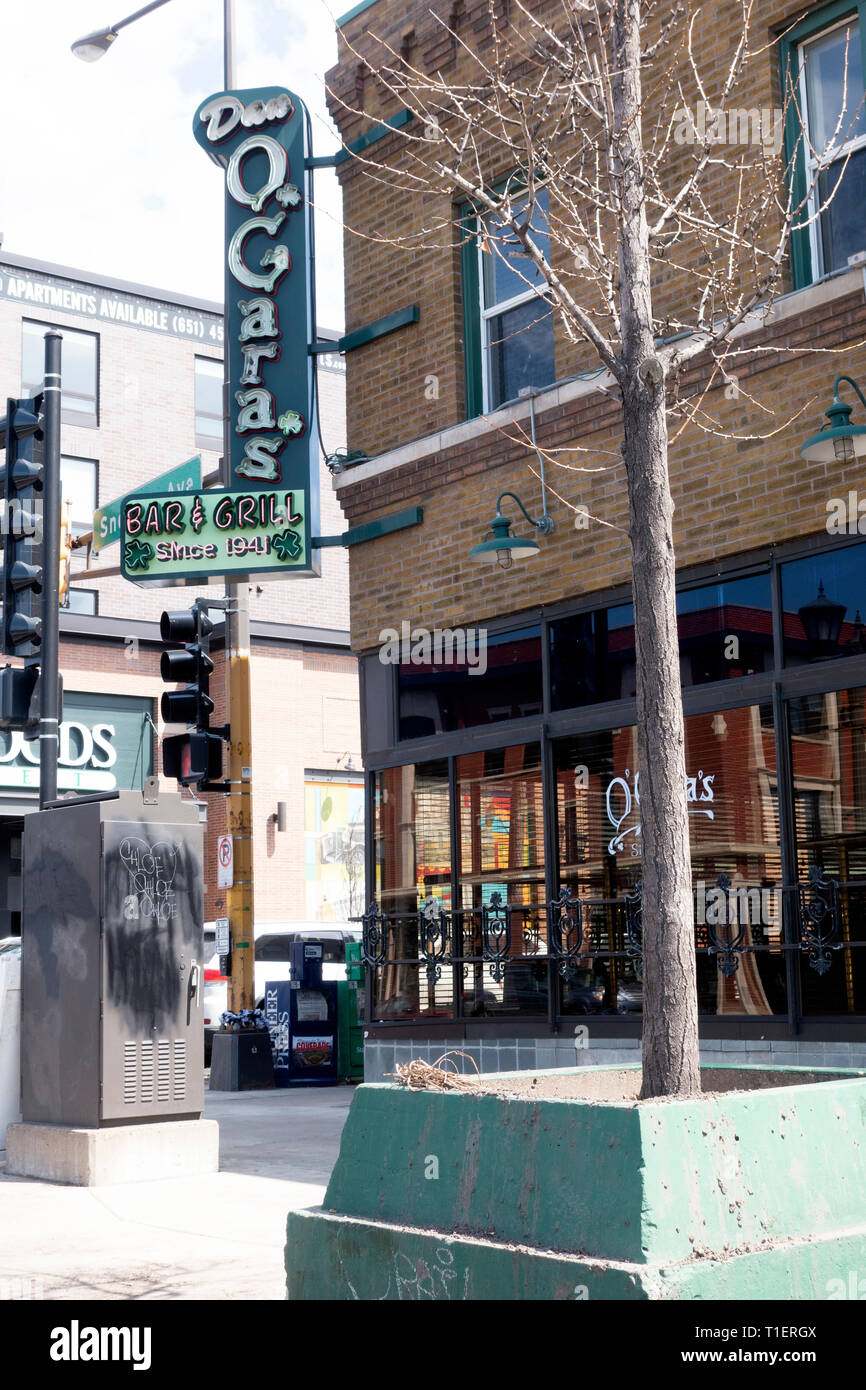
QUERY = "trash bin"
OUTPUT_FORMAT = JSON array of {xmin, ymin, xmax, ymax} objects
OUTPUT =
[{"xmin": 0, "ymin": 952, "xmax": 21, "ymax": 1148}]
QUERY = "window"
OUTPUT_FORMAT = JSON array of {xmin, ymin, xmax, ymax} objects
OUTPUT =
[
  {"xmin": 784, "ymin": 6, "xmax": 866, "ymax": 285},
  {"xmin": 780, "ymin": 540, "xmax": 866, "ymax": 664},
  {"xmin": 462, "ymin": 189, "xmax": 556, "ymax": 415},
  {"xmin": 21, "ymin": 321, "xmax": 98, "ymax": 427},
  {"xmin": 398, "ymin": 626, "xmax": 543, "ymax": 738},
  {"xmin": 64, "ymin": 589, "xmax": 97, "ymax": 616},
  {"xmin": 60, "ymin": 456, "xmax": 97, "ymax": 537},
  {"xmin": 195, "ymin": 357, "xmax": 224, "ymax": 449}
]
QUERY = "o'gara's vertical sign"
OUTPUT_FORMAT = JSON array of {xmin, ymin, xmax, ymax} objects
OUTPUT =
[{"xmin": 193, "ymin": 86, "xmax": 320, "ymax": 575}]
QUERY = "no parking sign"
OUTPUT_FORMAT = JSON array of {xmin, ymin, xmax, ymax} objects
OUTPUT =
[{"xmin": 217, "ymin": 835, "xmax": 234, "ymax": 888}]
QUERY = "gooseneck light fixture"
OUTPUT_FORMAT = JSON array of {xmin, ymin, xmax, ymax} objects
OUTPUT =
[
  {"xmin": 71, "ymin": 0, "xmax": 172, "ymax": 61},
  {"xmin": 469, "ymin": 491, "xmax": 553, "ymax": 569},
  {"xmin": 801, "ymin": 375, "xmax": 866, "ymax": 464}
]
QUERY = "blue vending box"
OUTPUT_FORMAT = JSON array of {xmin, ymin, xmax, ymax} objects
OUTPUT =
[{"xmin": 264, "ymin": 941, "xmax": 339, "ymax": 1086}]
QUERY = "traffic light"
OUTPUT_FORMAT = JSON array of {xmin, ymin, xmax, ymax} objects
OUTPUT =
[
  {"xmin": 160, "ymin": 604, "xmax": 227, "ymax": 789},
  {"xmin": 0, "ymin": 396, "xmax": 43, "ymax": 658}
]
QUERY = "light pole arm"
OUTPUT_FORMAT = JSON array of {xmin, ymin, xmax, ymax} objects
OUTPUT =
[
  {"xmin": 111, "ymin": 0, "xmax": 172, "ymax": 34},
  {"xmin": 495, "ymin": 490, "xmax": 553, "ymax": 534},
  {"xmin": 834, "ymin": 376, "xmax": 866, "ymax": 413}
]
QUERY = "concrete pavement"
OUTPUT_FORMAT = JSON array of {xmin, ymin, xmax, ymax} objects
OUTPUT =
[{"xmin": 0, "ymin": 1084, "xmax": 354, "ymax": 1301}]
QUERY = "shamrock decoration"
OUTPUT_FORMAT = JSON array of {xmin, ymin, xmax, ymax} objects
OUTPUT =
[
  {"xmin": 272, "ymin": 529, "xmax": 302, "ymax": 562},
  {"xmin": 276, "ymin": 182, "xmax": 303, "ymax": 209},
  {"xmin": 277, "ymin": 409, "xmax": 305, "ymax": 438},
  {"xmin": 124, "ymin": 538, "xmax": 154, "ymax": 571}
]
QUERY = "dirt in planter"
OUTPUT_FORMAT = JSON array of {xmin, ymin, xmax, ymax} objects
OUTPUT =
[{"xmin": 474, "ymin": 1066, "xmax": 860, "ymax": 1103}]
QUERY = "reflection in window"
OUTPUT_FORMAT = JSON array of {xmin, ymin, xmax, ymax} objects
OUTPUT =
[
  {"xmin": 64, "ymin": 588, "xmax": 97, "ymax": 616},
  {"xmin": 676, "ymin": 575, "xmax": 773, "ymax": 684},
  {"xmin": 373, "ymin": 761, "xmax": 451, "ymax": 1020},
  {"xmin": 550, "ymin": 576, "xmax": 773, "ymax": 713},
  {"xmin": 789, "ymin": 686, "xmax": 866, "ymax": 1015},
  {"xmin": 798, "ymin": 18, "xmax": 866, "ymax": 277},
  {"xmin": 458, "ymin": 743, "xmax": 545, "ymax": 1016},
  {"xmin": 553, "ymin": 703, "xmax": 785, "ymax": 1016},
  {"xmin": 398, "ymin": 626, "xmax": 542, "ymax": 739},
  {"xmin": 782, "ymin": 542, "xmax": 866, "ymax": 665},
  {"xmin": 480, "ymin": 189, "xmax": 555, "ymax": 409},
  {"xmin": 195, "ymin": 356, "xmax": 224, "ymax": 449},
  {"xmin": 22, "ymin": 321, "xmax": 98, "ymax": 427},
  {"xmin": 60, "ymin": 456, "xmax": 97, "ymax": 537}
]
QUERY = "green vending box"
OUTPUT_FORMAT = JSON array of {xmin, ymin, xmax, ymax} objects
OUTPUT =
[{"xmin": 338, "ymin": 942, "xmax": 365, "ymax": 1081}]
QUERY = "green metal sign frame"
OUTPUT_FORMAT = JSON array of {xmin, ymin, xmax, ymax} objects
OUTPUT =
[
  {"xmin": 93, "ymin": 456, "xmax": 202, "ymax": 552},
  {"xmin": 192, "ymin": 85, "xmax": 320, "ymax": 577},
  {"xmin": 121, "ymin": 488, "xmax": 308, "ymax": 586}
]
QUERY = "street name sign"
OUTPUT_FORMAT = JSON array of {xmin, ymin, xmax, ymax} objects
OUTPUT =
[
  {"xmin": 93, "ymin": 456, "xmax": 202, "ymax": 552},
  {"xmin": 120, "ymin": 488, "xmax": 307, "ymax": 585}
]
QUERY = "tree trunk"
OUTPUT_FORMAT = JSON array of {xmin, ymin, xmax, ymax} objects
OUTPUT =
[{"xmin": 612, "ymin": 0, "xmax": 701, "ymax": 1097}]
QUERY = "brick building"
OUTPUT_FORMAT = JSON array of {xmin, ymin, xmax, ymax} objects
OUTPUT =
[
  {"xmin": 325, "ymin": 0, "xmax": 866, "ymax": 1075},
  {"xmin": 0, "ymin": 250, "xmax": 361, "ymax": 936}
]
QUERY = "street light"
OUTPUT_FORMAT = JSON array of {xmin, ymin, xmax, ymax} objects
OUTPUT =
[
  {"xmin": 71, "ymin": 1, "xmax": 173, "ymax": 62},
  {"xmin": 469, "ymin": 491, "xmax": 553, "ymax": 569},
  {"xmin": 801, "ymin": 375, "xmax": 866, "ymax": 464},
  {"xmin": 798, "ymin": 582, "xmax": 847, "ymax": 657}
]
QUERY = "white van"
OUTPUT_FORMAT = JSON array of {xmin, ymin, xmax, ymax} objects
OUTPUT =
[{"xmin": 253, "ymin": 922, "xmax": 362, "ymax": 1008}]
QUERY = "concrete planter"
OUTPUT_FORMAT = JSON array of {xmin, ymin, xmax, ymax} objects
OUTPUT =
[{"xmin": 286, "ymin": 1064, "xmax": 866, "ymax": 1300}]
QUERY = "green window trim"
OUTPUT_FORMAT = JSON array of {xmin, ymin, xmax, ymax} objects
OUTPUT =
[
  {"xmin": 780, "ymin": 0, "xmax": 866, "ymax": 289},
  {"xmin": 460, "ymin": 206, "xmax": 484, "ymax": 419},
  {"xmin": 459, "ymin": 180, "xmax": 554, "ymax": 420}
]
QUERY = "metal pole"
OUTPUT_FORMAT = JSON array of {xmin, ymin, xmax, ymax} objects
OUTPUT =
[
  {"xmin": 222, "ymin": 0, "xmax": 255, "ymax": 1011},
  {"xmin": 39, "ymin": 330, "xmax": 62, "ymax": 809}
]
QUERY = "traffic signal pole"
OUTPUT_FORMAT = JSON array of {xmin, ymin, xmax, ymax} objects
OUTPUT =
[
  {"xmin": 39, "ymin": 330, "xmax": 62, "ymax": 809},
  {"xmin": 222, "ymin": 0, "xmax": 256, "ymax": 1014}
]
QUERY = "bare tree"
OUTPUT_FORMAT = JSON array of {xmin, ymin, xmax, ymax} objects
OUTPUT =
[{"xmin": 327, "ymin": 0, "xmax": 862, "ymax": 1096}]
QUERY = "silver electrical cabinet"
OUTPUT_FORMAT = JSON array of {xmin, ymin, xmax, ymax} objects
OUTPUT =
[{"xmin": 20, "ymin": 791, "xmax": 204, "ymax": 1127}]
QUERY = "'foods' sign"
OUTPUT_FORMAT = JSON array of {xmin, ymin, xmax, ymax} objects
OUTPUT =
[{"xmin": 193, "ymin": 86, "xmax": 319, "ymax": 576}]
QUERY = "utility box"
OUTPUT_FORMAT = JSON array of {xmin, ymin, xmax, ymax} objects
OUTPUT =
[{"xmin": 20, "ymin": 791, "xmax": 204, "ymax": 1127}]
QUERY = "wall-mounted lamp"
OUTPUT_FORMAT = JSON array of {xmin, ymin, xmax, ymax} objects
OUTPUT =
[
  {"xmin": 801, "ymin": 375, "xmax": 866, "ymax": 464},
  {"xmin": 469, "ymin": 491, "xmax": 553, "ymax": 569},
  {"xmin": 270, "ymin": 802, "xmax": 287, "ymax": 833}
]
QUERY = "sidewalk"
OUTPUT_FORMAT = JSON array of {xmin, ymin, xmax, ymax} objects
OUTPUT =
[{"xmin": 0, "ymin": 1086, "xmax": 354, "ymax": 1301}]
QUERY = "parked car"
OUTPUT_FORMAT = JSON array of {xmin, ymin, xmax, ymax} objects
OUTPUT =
[
  {"xmin": 615, "ymin": 978, "xmax": 643, "ymax": 1013},
  {"xmin": 0, "ymin": 937, "xmax": 21, "ymax": 959}
]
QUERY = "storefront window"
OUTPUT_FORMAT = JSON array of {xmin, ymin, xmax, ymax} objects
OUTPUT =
[
  {"xmin": 373, "ymin": 760, "xmax": 451, "ymax": 1020},
  {"xmin": 398, "ymin": 626, "xmax": 542, "ymax": 738},
  {"xmin": 457, "ymin": 743, "xmax": 546, "ymax": 1015},
  {"xmin": 781, "ymin": 542, "xmax": 866, "ymax": 665},
  {"xmin": 550, "ymin": 575, "xmax": 773, "ymax": 713},
  {"xmin": 553, "ymin": 702, "xmax": 785, "ymax": 1016},
  {"xmin": 789, "ymin": 685, "xmax": 866, "ymax": 1015},
  {"xmin": 676, "ymin": 574, "xmax": 773, "ymax": 684}
]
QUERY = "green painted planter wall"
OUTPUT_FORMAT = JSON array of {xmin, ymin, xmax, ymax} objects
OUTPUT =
[{"xmin": 287, "ymin": 1066, "xmax": 866, "ymax": 1300}]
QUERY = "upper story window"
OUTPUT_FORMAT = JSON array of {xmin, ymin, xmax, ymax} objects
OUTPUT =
[
  {"xmin": 60, "ymin": 456, "xmax": 97, "ymax": 538},
  {"xmin": 21, "ymin": 321, "xmax": 98, "ymax": 428},
  {"xmin": 195, "ymin": 356, "xmax": 223, "ymax": 451},
  {"xmin": 463, "ymin": 188, "xmax": 556, "ymax": 416},
  {"xmin": 785, "ymin": 7, "xmax": 866, "ymax": 285}
]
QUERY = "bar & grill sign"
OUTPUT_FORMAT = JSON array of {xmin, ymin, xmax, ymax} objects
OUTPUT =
[
  {"xmin": 121, "ymin": 489, "xmax": 307, "ymax": 584},
  {"xmin": 191, "ymin": 85, "xmax": 320, "ymax": 577}
]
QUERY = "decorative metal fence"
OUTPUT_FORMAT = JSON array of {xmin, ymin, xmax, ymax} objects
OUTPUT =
[{"xmin": 356, "ymin": 870, "xmax": 866, "ymax": 1020}]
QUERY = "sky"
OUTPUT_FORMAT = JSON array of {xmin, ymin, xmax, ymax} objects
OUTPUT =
[{"xmin": 0, "ymin": 0, "xmax": 346, "ymax": 329}]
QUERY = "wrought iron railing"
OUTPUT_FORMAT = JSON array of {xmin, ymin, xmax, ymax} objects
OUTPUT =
[{"xmin": 357, "ymin": 871, "xmax": 865, "ymax": 985}]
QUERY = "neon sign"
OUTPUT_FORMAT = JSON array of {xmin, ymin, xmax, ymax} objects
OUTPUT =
[
  {"xmin": 121, "ymin": 489, "xmax": 307, "ymax": 584},
  {"xmin": 193, "ymin": 85, "xmax": 320, "ymax": 576}
]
